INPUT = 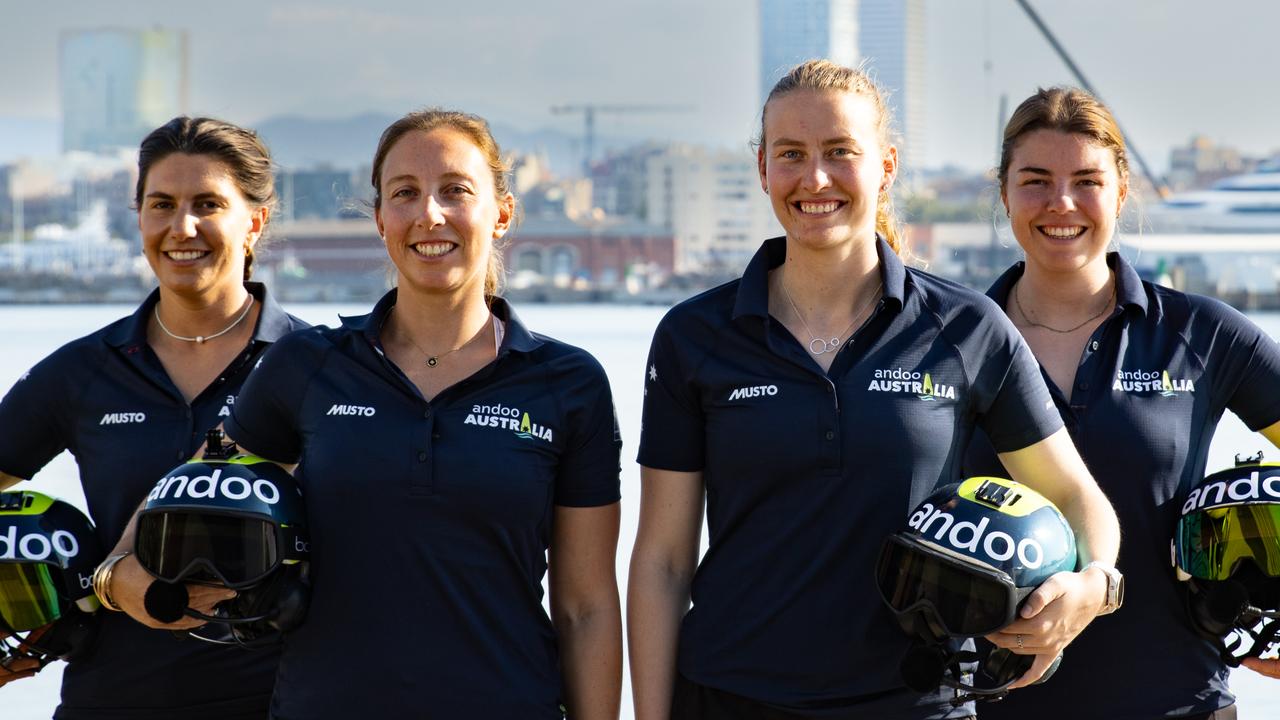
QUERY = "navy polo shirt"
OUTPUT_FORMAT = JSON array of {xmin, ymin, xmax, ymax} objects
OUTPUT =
[
  {"xmin": 0, "ymin": 283, "xmax": 306, "ymax": 719},
  {"xmin": 638, "ymin": 237, "xmax": 1063, "ymax": 718},
  {"xmin": 223, "ymin": 290, "xmax": 622, "ymax": 720},
  {"xmin": 966, "ymin": 253, "xmax": 1280, "ymax": 719}
]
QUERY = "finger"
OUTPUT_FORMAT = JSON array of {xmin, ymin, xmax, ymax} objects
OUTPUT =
[
  {"xmin": 1019, "ymin": 573, "xmax": 1068, "ymax": 619},
  {"xmin": 1008, "ymin": 652, "xmax": 1055, "ymax": 689},
  {"xmin": 1241, "ymin": 657, "xmax": 1280, "ymax": 679}
]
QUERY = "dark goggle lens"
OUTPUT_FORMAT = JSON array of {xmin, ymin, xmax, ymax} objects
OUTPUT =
[
  {"xmin": 876, "ymin": 536, "xmax": 1015, "ymax": 636},
  {"xmin": 0, "ymin": 562, "xmax": 63, "ymax": 631},
  {"xmin": 1176, "ymin": 504, "xmax": 1280, "ymax": 581},
  {"xmin": 136, "ymin": 512, "xmax": 277, "ymax": 587}
]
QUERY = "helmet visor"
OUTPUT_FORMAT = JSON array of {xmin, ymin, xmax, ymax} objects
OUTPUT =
[
  {"xmin": 136, "ymin": 511, "xmax": 278, "ymax": 588},
  {"xmin": 876, "ymin": 534, "xmax": 1020, "ymax": 637},
  {"xmin": 0, "ymin": 562, "xmax": 63, "ymax": 632},
  {"xmin": 1175, "ymin": 504, "xmax": 1280, "ymax": 581}
]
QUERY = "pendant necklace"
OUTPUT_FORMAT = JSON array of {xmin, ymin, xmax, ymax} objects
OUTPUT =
[
  {"xmin": 780, "ymin": 277, "xmax": 883, "ymax": 355},
  {"xmin": 399, "ymin": 311, "xmax": 493, "ymax": 367},
  {"xmin": 153, "ymin": 296, "xmax": 254, "ymax": 344}
]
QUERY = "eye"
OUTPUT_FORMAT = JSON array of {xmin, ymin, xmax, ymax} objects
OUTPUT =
[
  {"xmin": 445, "ymin": 184, "xmax": 473, "ymax": 195},
  {"xmin": 1022, "ymin": 178, "xmax": 1048, "ymax": 186},
  {"xmin": 1077, "ymin": 178, "xmax": 1102, "ymax": 187},
  {"xmin": 150, "ymin": 200, "xmax": 174, "ymax": 210},
  {"xmin": 778, "ymin": 149, "xmax": 802, "ymax": 160},
  {"xmin": 391, "ymin": 186, "xmax": 417, "ymax": 199},
  {"xmin": 828, "ymin": 147, "xmax": 855, "ymax": 158}
]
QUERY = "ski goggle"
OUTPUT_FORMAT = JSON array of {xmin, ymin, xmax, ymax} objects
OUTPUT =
[
  {"xmin": 1174, "ymin": 504, "xmax": 1280, "ymax": 582},
  {"xmin": 876, "ymin": 534, "xmax": 1033, "ymax": 638},
  {"xmin": 136, "ymin": 511, "xmax": 280, "ymax": 589},
  {"xmin": 0, "ymin": 563, "xmax": 64, "ymax": 632}
]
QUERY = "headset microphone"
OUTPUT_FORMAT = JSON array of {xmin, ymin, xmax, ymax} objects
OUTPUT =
[{"xmin": 143, "ymin": 580, "xmax": 190, "ymax": 624}]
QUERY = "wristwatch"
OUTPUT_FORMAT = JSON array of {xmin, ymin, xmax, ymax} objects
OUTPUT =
[{"xmin": 1084, "ymin": 561, "xmax": 1125, "ymax": 615}]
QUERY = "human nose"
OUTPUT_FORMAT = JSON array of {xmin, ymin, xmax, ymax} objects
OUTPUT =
[
  {"xmin": 1047, "ymin": 184, "xmax": 1077, "ymax": 213},
  {"xmin": 169, "ymin": 208, "xmax": 198, "ymax": 239},
  {"xmin": 420, "ymin": 195, "xmax": 446, "ymax": 228},
  {"xmin": 801, "ymin": 159, "xmax": 831, "ymax": 192}
]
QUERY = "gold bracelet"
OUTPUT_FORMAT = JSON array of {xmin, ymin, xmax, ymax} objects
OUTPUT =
[{"xmin": 91, "ymin": 552, "xmax": 131, "ymax": 612}]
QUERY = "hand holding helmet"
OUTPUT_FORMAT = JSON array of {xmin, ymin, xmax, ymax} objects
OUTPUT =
[
  {"xmin": 120, "ymin": 430, "xmax": 310, "ymax": 646},
  {"xmin": 876, "ymin": 477, "xmax": 1078, "ymax": 704}
]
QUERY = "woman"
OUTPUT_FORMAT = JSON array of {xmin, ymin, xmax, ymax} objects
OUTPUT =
[
  {"xmin": 627, "ymin": 60, "xmax": 1122, "ymax": 719},
  {"xmin": 114, "ymin": 109, "xmax": 624, "ymax": 718},
  {"xmin": 964, "ymin": 87, "xmax": 1280, "ymax": 719},
  {"xmin": 0, "ymin": 117, "xmax": 305, "ymax": 717}
]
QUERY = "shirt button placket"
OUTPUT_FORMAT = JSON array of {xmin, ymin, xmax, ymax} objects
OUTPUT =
[{"xmin": 411, "ymin": 407, "xmax": 435, "ymax": 497}]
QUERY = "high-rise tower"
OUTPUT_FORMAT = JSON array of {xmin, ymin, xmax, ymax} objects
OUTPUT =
[
  {"xmin": 60, "ymin": 28, "xmax": 189, "ymax": 154},
  {"xmin": 858, "ymin": 0, "xmax": 925, "ymax": 174},
  {"xmin": 758, "ymin": 0, "xmax": 859, "ymax": 104}
]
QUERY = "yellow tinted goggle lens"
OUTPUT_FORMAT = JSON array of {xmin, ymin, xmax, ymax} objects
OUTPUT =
[
  {"xmin": 1177, "ymin": 505, "xmax": 1280, "ymax": 580},
  {"xmin": 0, "ymin": 563, "xmax": 63, "ymax": 631}
]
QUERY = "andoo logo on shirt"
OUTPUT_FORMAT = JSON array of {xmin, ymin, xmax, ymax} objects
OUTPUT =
[
  {"xmin": 1112, "ymin": 369, "xmax": 1194, "ymax": 397},
  {"xmin": 866, "ymin": 368, "xmax": 957, "ymax": 401},
  {"xmin": 465, "ymin": 403, "xmax": 553, "ymax": 443}
]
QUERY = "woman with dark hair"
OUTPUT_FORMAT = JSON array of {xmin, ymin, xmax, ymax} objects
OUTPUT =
[
  {"xmin": 114, "ymin": 108, "xmax": 624, "ymax": 718},
  {"xmin": 0, "ymin": 117, "xmax": 306, "ymax": 717},
  {"xmin": 627, "ymin": 60, "xmax": 1121, "ymax": 719},
  {"xmin": 965, "ymin": 86, "xmax": 1280, "ymax": 720}
]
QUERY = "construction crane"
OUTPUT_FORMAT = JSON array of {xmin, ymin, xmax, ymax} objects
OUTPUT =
[
  {"xmin": 550, "ymin": 104, "xmax": 694, "ymax": 176},
  {"xmin": 1014, "ymin": 0, "xmax": 1172, "ymax": 199}
]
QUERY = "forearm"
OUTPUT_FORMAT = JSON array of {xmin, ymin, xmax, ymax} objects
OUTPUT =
[
  {"xmin": 627, "ymin": 556, "xmax": 692, "ymax": 720},
  {"xmin": 556, "ymin": 595, "xmax": 623, "ymax": 720}
]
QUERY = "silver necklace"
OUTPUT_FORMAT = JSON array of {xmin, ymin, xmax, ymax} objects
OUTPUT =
[
  {"xmin": 153, "ymin": 297, "xmax": 254, "ymax": 344},
  {"xmin": 1013, "ymin": 279, "xmax": 1115, "ymax": 334},
  {"xmin": 398, "ymin": 311, "xmax": 493, "ymax": 367},
  {"xmin": 780, "ymin": 277, "xmax": 883, "ymax": 355}
]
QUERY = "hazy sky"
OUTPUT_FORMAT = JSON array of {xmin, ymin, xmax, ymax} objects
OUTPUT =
[{"xmin": 1, "ymin": 0, "xmax": 1277, "ymax": 173}]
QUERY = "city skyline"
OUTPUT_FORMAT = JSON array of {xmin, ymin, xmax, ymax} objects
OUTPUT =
[{"xmin": 1, "ymin": 1, "xmax": 1278, "ymax": 174}]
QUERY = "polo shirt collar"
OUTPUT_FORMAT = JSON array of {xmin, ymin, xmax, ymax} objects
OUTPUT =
[
  {"xmin": 987, "ymin": 252, "xmax": 1149, "ymax": 317},
  {"xmin": 105, "ymin": 282, "xmax": 288, "ymax": 348},
  {"xmin": 731, "ymin": 235, "xmax": 906, "ymax": 321},
  {"xmin": 341, "ymin": 289, "xmax": 544, "ymax": 354}
]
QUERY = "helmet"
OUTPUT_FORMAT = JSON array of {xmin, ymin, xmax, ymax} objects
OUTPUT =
[
  {"xmin": 876, "ymin": 477, "xmax": 1077, "ymax": 704},
  {"xmin": 1173, "ymin": 454, "xmax": 1280, "ymax": 665},
  {"xmin": 134, "ymin": 430, "xmax": 309, "ymax": 646},
  {"xmin": 0, "ymin": 491, "xmax": 102, "ymax": 669}
]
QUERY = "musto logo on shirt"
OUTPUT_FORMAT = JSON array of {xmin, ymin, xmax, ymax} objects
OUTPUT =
[
  {"xmin": 867, "ymin": 368, "xmax": 957, "ymax": 401},
  {"xmin": 1112, "ymin": 369, "xmax": 1194, "ymax": 397},
  {"xmin": 464, "ymin": 403, "xmax": 553, "ymax": 443}
]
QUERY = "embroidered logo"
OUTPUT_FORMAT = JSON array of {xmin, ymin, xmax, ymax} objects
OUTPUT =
[
  {"xmin": 867, "ymin": 368, "xmax": 957, "ymax": 401},
  {"xmin": 464, "ymin": 402, "xmax": 553, "ymax": 443},
  {"xmin": 1112, "ymin": 369, "xmax": 1194, "ymax": 397},
  {"xmin": 327, "ymin": 404, "xmax": 376, "ymax": 417},
  {"xmin": 99, "ymin": 412, "xmax": 146, "ymax": 425},
  {"xmin": 727, "ymin": 384, "xmax": 778, "ymax": 401}
]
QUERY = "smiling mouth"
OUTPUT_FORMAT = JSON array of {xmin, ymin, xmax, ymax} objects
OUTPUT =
[
  {"xmin": 794, "ymin": 200, "xmax": 845, "ymax": 215},
  {"xmin": 1038, "ymin": 225, "xmax": 1086, "ymax": 240},
  {"xmin": 412, "ymin": 241, "xmax": 456, "ymax": 258},
  {"xmin": 164, "ymin": 250, "xmax": 210, "ymax": 261}
]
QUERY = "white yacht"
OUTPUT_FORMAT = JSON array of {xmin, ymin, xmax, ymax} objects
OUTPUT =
[{"xmin": 1148, "ymin": 161, "xmax": 1280, "ymax": 233}]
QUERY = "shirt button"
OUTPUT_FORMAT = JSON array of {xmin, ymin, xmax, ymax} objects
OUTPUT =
[
  {"xmin": 175, "ymin": 450, "xmax": 185, "ymax": 460},
  {"xmin": 1078, "ymin": 382, "xmax": 1089, "ymax": 391},
  {"xmin": 423, "ymin": 409, "xmax": 431, "ymax": 419},
  {"xmin": 1090, "ymin": 340, "xmax": 1100, "ymax": 351},
  {"xmin": 417, "ymin": 451, "xmax": 427, "ymax": 462},
  {"xmin": 824, "ymin": 430, "xmax": 835, "ymax": 441}
]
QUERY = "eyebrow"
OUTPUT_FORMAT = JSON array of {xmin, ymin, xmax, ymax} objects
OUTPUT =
[
  {"xmin": 382, "ymin": 172, "xmax": 477, "ymax": 185},
  {"xmin": 1016, "ymin": 166, "xmax": 1104, "ymax": 176},
  {"xmin": 143, "ymin": 191, "xmax": 230, "ymax": 201},
  {"xmin": 771, "ymin": 137, "xmax": 860, "ymax": 148}
]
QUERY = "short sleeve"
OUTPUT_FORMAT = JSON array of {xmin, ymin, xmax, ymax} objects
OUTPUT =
[
  {"xmin": 973, "ymin": 320, "xmax": 1063, "ymax": 453},
  {"xmin": 1204, "ymin": 300, "xmax": 1280, "ymax": 431},
  {"xmin": 636, "ymin": 314, "xmax": 705, "ymax": 471},
  {"xmin": 0, "ymin": 349, "xmax": 76, "ymax": 479},
  {"xmin": 224, "ymin": 333, "xmax": 319, "ymax": 464},
  {"xmin": 553, "ymin": 355, "xmax": 622, "ymax": 507}
]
